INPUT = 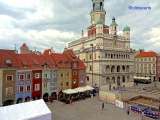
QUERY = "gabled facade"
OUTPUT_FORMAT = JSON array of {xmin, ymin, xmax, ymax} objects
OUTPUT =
[
  {"xmin": 27, "ymin": 54, "xmax": 42, "ymax": 100},
  {"xmin": 15, "ymin": 54, "xmax": 32, "ymax": 103},
  {"xmin": 63, "ymin": 49, "xmax": 86, "ymax": 89},
  {"xmin": 0, "ymin": 50, "xmax": 17, "ymax": 106},
  {"xmin": 44, "ymin": 55, "xmax": 58, "ymax": 100},
  {"xmin": 135, "ymin": 51, "xmax": 157, "ymax": 81},
  {"xmin": 38, "ymin": 55, "xmax": 51, "ymax": 101},
  {"xmin": 51, "ymin": 53, "xmax": 71, "ymax": 99}
]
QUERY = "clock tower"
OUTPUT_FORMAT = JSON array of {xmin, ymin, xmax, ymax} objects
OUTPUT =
[{"xmin": 91, "ymin": 0, "xmax": 106, "ymax": 25}]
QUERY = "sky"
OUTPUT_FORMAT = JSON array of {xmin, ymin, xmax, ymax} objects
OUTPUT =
[{"xmin": 0, "ymin": 0, "xmax": 160, "ymax": 53}]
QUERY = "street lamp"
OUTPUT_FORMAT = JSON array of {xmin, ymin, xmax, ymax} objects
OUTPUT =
[
  {"xmin": 159, "ymin": 96, "xmax": 160, "ymax": 112},
  {"xmin": 99, "ymin": 50, "xmax": 100, "ymax": 89},
  {"xmin": 90, "ymin": 44, "xmax": 93, "ymax": 86}
]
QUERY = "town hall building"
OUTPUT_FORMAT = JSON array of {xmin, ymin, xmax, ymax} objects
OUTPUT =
[{"xmin": 68, "ymin": 0, "xmax": 134, "ymax": 88}]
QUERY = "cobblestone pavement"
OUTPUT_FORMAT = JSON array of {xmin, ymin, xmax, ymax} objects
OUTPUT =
[{"xmin": 46, "ymin": 95, "xmax": 146, "ymax": 120}]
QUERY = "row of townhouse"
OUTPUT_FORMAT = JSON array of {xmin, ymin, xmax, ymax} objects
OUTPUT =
[
  {"xmin": 134, "ymin": 50, "xmax": 160, "ymax": 82},
  {"xmin": 0, "ymin": 45, "xmax": 86, "ymax": 106}
]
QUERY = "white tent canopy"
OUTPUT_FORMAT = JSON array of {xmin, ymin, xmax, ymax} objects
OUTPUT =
[
  {"xmin": 0, "ymin": 99, "xmax": 51, "ymax": 120},
  {"xmin": 74, "ymin": 87, "xmax": 86, "ymax": 92},
  {"xmin": 62, "ymin": 89, "xmax": 78, "ymax": 94},
  {"xmin": 83, "ymin": 86, "xmax": 94, "ymax": 91}
]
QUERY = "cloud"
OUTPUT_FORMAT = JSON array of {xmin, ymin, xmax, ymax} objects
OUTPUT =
[{"xmin": 0, "ymin": 0, "xmax": 159, "ymax": 53}]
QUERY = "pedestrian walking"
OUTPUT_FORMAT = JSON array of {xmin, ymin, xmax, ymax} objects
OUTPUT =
[
  {"xmin": 50, "ymin": 96, "xmax": 53, "ymax": 103},
  {"xmin": 91, "ymin": 93, "xmax": 93, "ymax": 101},
  {"xmin": 126, "ymin": 106, "xmax": 130, "ymax": 115},
  {"xmin": 70, "ymin": 99, "xmax": 73, "ymax": 105},
  {"xmin": 141, "ymin": 110, "xmax": 145, "ymax": 120},
  {"xmin": 102, "ymin": 103, "xmax": 105, "ymax": 111}
]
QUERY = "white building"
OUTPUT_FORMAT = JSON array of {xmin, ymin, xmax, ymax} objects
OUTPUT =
[{"xmin": 68, "ymin": 0, "xmax": 134, "ymax": 87}]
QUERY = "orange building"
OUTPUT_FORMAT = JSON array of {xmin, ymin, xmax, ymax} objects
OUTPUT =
[{"xmin": 63, "ymin": 49, "xmax": 86, "ymax": 89}]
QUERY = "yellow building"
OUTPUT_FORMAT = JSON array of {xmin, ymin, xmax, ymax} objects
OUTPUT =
[{"xmin": 51, "ymin": 53, "xmax": 72, "ymax": 98}]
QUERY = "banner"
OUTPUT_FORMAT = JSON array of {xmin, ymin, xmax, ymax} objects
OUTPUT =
[{"xmin": 115, "ymin": 100, "xmax": 123, "ymax": 108}]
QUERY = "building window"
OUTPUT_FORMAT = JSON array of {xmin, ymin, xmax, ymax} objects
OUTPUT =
[
  {"xmin": 80, "ymin": 80, "xmax": 83, "ymax": 83},
  {"xmin": 6, "ymin": 87, "xmax": 13, "ymax": 95},
  {"xmin": 80, "ymin": 70, "xmax": 83, "ymax": 74},
  {"xmin": 44, "ymin": 74, "xmax": 48, "ymax": 78},
  {"xmin": 19, "ymin": 74, "xmax": 25, "ymax": 80},
  {"xmin": 66, "ymin": 82, "xmax": 69, "ymax": 86},
  {"xmin": 149, "ymin": 64, "xmax": 151, "ymax": 67},
  {"xmin": 27, "ymin": 74, "xmax": 31, "ymax": 79},
  {"xmin": 35, "ymin": 73, "xmax": 40, "ymax": 78},
  {"xmin": 24, "ymin": 65, "xmax": 27, "ymax": 68},
  {"xmin": 52, "ymin": 82, "xmax": 56, "ymax": 88},
  {"xmin": 90, "ymin": 66, "xmax": 92, "ymax": 71},
  {"xmin": 153, "ymin": 58, "xmax": 155, "ymax": 61},
  {"xmin": 53, "ymin": 73, "xmax": 57, "ymax": 78},
  {"xmin": 43, "ymin": 64, "xmax": 46, "ymax": 68},
  {"xmin": 89, "ymin": 54, "xmax": 92, "ymax": 60},
  {"xmin": 60, "ymin": 82, "xmax": 63, "ymax": 87},
  {"xmin": 153, "ymin": 70, "xmax": 155, "ymax": 74},
  {"xmin": 141, "ymin": 58, "xmax": 143, "ymax": 61},
  {"xmin": 73, "ymin": 71, "xmax": 77, "ymax": 75},
  {"xmin": 26, "ymin": 85, "xmax": 31, "ymax": 91},
  {"xmin": 144, "ymin": 58, "xmax": 146, "ymax": 61},
  {"xmin": 73, "ymin": 79, "xmax": 76, "ymax": 84},
  {"xmin": 35, "ymin": 84, "xmax": 40, "ymax": 91},
  {"xmin": 66, "ymin": 73, "xmax": 69, "ymax": 77},
  {"xmin": 19, "ymin": 86, "xmax": 24, "ymax": 92},
  {"xmin": 94, "ymin": 53, "xmax": 96, "ymax": 59},
  {"xmin": 6, "ymin": 59, "xmax": 12, "ymax": 64},
  {"xmin": 153, "ymin": 64, "xmax": 155, "ymax": 67},
  {"xmin": 73, "ymin": 62, "xmax": 77, "ymax": 67},
  {"xmin": 60, "ymin": 73, "xmax": 64, "ymax": 78},
  {"xmin": 6, "ymin": 75, "xmax": 13, "ymax": 82},
  {"xmin": 44, "ymin": 83, "xmax": 47, "ymax": 88}
]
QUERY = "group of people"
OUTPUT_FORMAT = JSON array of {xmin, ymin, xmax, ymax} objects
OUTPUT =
[{"xmin": 126, "ymin": 106, "xmax": 145, "ymax": 120}]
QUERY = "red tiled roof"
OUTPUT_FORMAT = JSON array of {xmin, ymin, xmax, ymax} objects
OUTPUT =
[
  {"xmin": 43, "ymin": 49, "xmax": 51, "ymax": 55},
  {"xmin": 27, "ymin": 53, "xmax": 43, "ymax": 69},
  {"xmin": 44, "ymin": 55, "xmax": 57, "ymax": 69},
  {"xmin": 78, "ymin": 58, "xmax": 86, "ymax": 69},
  {"xmin": 16, "ymin": 54, "xmax": 32, "ymax": 70},
  {"xmin": 136, "ymin": 51, "xmax": 157, "ymax": 57},
  {"xmin": 51, "ymin": 53, "xmax": 71, "ymax": 67},
  {"xmin": 63, "ymin": 49, "xmax": 78, "ymax": 61},
  {"xmin": 0, "ymin": 49, "xmax": 17, "ymax": 68},
  {"xmin": 63, "ymin": 49, "xmax": 86, "ymax": 69}
]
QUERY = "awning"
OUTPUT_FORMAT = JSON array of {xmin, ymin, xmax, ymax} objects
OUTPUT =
[
  {"xmin": 74, "ymin": 87, "xmax": 86, "ymax": 92},
  {"xmin": 62, "ymin": 89, "xmax": 78, "ymax": 94},
  {"xmin": 83, "ymin": 86, "xmax": 94, "ymax": 90}
]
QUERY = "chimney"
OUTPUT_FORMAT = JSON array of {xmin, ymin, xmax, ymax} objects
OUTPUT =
[{"xmin": 14, "ymin": 50, "xmax": 18, "ymax": 54}]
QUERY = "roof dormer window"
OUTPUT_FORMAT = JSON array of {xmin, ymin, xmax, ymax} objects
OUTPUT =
[
  {"xmin": 73, "ymin": 62, "xmax": 77, "ymax": 67},
  {"xmin": 21, "ymin": 61, "xmax": 27, "ymax": 68},
  {"xmin": 6, "ymin": 59, "xmax": 12, "ymax": 65},
  {"xmin": 59, "ymin": 60, "xmax": 62, "ymax": 65},
  {"xmin": 24, "ymin": 65, "xmax": 27, "ymax": 68},
  {"xmin": 33, "ymin": 60, "xmax": 38, "ymax": 67},
  {"xmin": 42, "ymin": 63, "xmax": 47, "ymax": 68},
  {"xmin": 64, "ymin": 60, "xmax": 68, "ymax": 65}
]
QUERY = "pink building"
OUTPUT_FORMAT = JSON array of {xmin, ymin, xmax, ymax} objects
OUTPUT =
[{"xmin": 156, "ymin": 54, "xmax": 160, "ymax": 82}]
